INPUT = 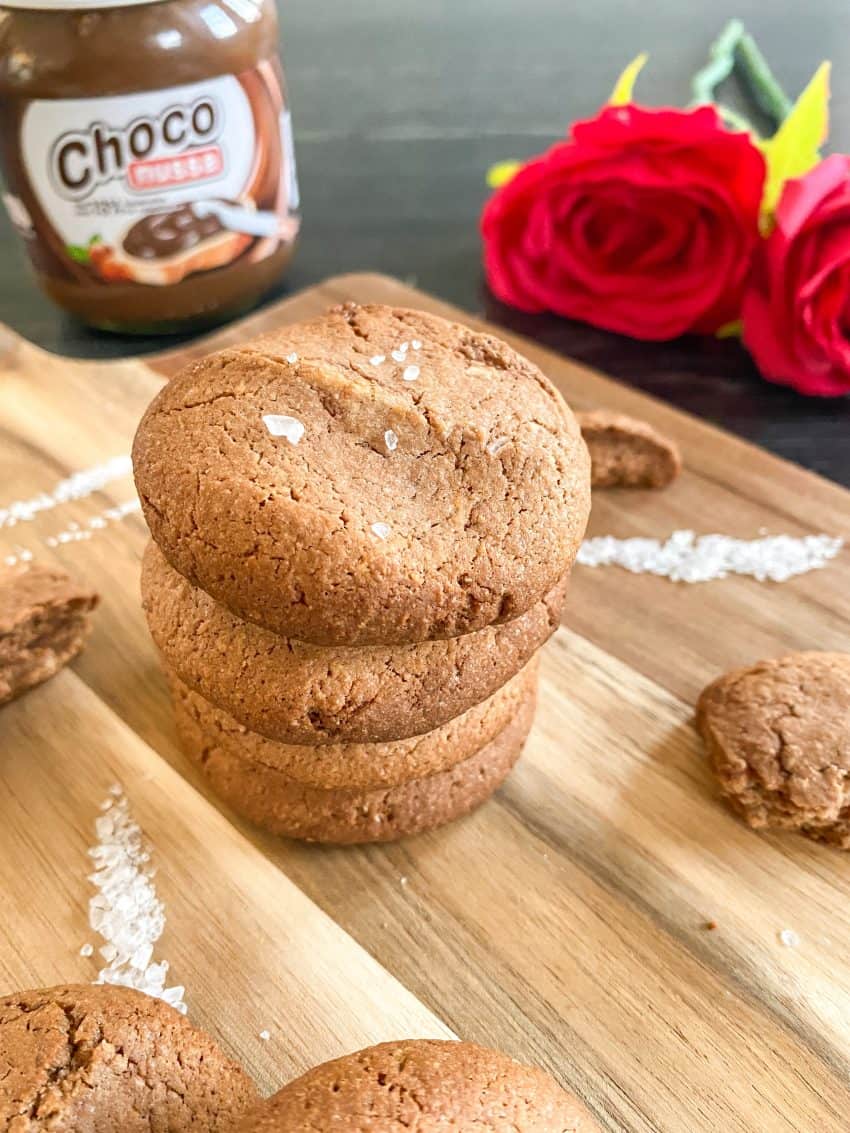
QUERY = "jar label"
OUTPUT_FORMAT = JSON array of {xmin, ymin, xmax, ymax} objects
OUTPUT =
[{"xmin": 0, "ymin": 62, "xmax": 299, "ymax": 289}]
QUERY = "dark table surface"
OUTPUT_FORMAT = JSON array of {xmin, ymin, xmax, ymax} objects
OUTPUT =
[{"xmin": 2, "ymin": 0, "xmax": 849, "ymax": 485}]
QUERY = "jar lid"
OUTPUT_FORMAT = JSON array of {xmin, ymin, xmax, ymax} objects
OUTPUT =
[{"xmin": 1, "ymin": 0, "xmax": 166, "ymax": 8}]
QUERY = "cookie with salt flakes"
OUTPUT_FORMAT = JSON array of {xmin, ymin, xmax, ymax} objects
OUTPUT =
[
  {"xmin": 132, "ymin": 303, "xmax": 590, "ymax": 646},
  {"xmin": 0, "ymin": 984, "xmax": 257, "ymax": 1131},
  {"xmin": 236, "ymin": 1039, "xmax": 599, "ymax": 1131}
]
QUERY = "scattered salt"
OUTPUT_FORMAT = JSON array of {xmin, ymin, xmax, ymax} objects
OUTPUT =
[
  {"xmin": 87, "ymin": 789, "xmax": 186, "ymax": 1014},
  {"xmin": 487, "ymin": 436, "xmax": 510, "ymax": 456},
  {"xmin": 286, "ymin": 352, "xmax": 298, "ymax": 363},
  {"xmin": 79, "ymin": 943, "xmax": 94, "ymax": 957},
  {"xmin": 576, "ymin": 530, "xmax": 843, "ymax": 583},
  {"xmin": 402, "ymin": 365, "xmax": 420, "ymax": 382},
  {"xmin": 411, "ymin": 340, "xmax": 422, "ymax": 351},
  {"xmin": 399, "ymin": 875, "xmax": 409, "ymax": 887},
  {"xmin": 262, "ymin": 414, "xmax": 305, "ymax": 445},
  {"xmin": 370, "ymin": 355, "xmax": 386, "ymax": 366},
  {"xmin": 384, "ymin": 429, "xmax": 398, "ymax": 452},
  {"xmin": 391, "ymin": 349, "xmax": 406, "ymax": 363},
  {"xmin": 371, "ymin": 522, "xmax": 391, "ymax": 540},
  {"xmin": 259, "ymin": 1029, "xmax": 271, "ymax": 1041},
  {"xmin": 0, "ymin": 455, "xmax": 133, "ymax": 529},
  {"xmin": 779, "ymin": 929, "xmax": 800, "ymax": 948}
]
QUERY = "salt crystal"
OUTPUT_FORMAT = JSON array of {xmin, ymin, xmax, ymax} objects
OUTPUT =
[
  {"xmin": 576, "ymin": 530, "xmax": 843, "ymax": 584},
  {"xmin": 0, "ymin": 455, "xmax": 132, "ymax": 530},
  {"xmin": 487, "ymin": 436, "xmax": 510, "ymax": 456},
  {"xmin": 262, "ymin": 414, "xmax": 305, "ymax": 445},
  {"xmin": 370, "ymin": 355, "xmax": 386, "ymax": 366},
  {"xmin": 391, "ymin": 349, "xmax": 406, "ymax": 363},
  {"xmin": 286, "ymin": 352, "xmax": 298, "ymax": 363},
  {"xmin": 384, "ymin": 429, "xmax": 398, "ymax": 452},
  {"xmin": 259, "ymin": 1029, "xmax": 271, "ymax": 1041},
  {"xmin": 402, "ymin": 365, "xmax": 420, "ymax": 382},
  {"xmin": 779, "ymin": 929, "xmax": 800, "ymax": 948},
  {"xmin": 411, "ymin": 340, "xmax": 422, "ymax": 350},
  {"xmin": 87, "ymin": 790, "xmax": 186, "ymax": 1014},
  {"xmin": 400, "ymin": 875, "xmax": 409, "ymax": 887},
  {"xmin": 371, "ymin": 522, "xmax": 391, "ymax": 540},
  {"xmin": 80, "ymin": 943, "xmax": 94, "ymax": 957}
]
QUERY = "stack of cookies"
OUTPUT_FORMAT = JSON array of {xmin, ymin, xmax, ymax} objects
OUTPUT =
[{"xmin": 133, "ymin": 303, "xmax": 590, "ymax": 843}]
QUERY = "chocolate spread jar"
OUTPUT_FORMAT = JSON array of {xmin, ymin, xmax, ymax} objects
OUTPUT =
[{"xmin": 0, "ymin": 0, "xmax": 300, "ymax": 332}]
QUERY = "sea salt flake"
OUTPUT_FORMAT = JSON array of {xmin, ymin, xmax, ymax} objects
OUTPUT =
[
  {"xmin": 411, "ymin": 340, "xmax": 422, "ymax": 350},
  {"xmin": 370, "ymin": 355, "xmax": 386, "ymax": 366},
  {"xmin": 259, "ymin": 1029, "xmax": 271, "ymax": 1041},
  {"xmin": 286, "ymin": 352, "xmax": 298, "ymax": 363},
  {"xmin": 391, "ymin": 349, "xmax": 407, "ymax": 363},
  {"xmin": 487, "ymin": 436, "xmax": 510, "ymax": 456},
  {"xmin": 371, "ymin": 522, "xmax": 391, "ymax": 540},
  {"xmin": 576, "ymin": 530, "xmax": 843, "ymax": 584},
  {"xmin": 402, "ymin": 365, "xmax": 420, "ymax": 382},
  {"xmin": 779, "ymin": 929, "xmax": 800, "ymax": 948},
  {"xmin": 80, "ymin": 943, "xmax": 94, "ymax": 957},
  {"xmin": 384, "ymin": 429, "xmax": 398, "ymax": 452},
  {"xmin": 262, "ymin": 414, "xmax": 305, "ymax": 445}
]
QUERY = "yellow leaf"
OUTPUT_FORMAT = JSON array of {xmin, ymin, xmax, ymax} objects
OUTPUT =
[
  {"xmin": 609, "ymin": 53, "xmax": 648, "ymax": 106},
  {"xmin": 759, "ymin": 61, "xmax": 831, "ymax": 219},
  {"xmin": 716, "ymin": 319, "xmax": 743, "ymax": 340},
  {"xmin": 486, "ymin": 160, "xmax": 522, "ymax": 189}
]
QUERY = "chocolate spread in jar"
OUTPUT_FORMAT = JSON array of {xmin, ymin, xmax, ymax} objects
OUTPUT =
[{"xmin": 0, "ymin": 0, "xmax": 300, "ymax": 333}]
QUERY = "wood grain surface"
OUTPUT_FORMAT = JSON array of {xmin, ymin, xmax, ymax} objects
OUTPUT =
[{"xmin": 1, "ymin": 273, "xmax": 849, "ymax": 1132}]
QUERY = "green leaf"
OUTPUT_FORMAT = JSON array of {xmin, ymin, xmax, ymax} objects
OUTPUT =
[
  {"xmin": 716, "ymin": 319, "xmax": 743, "ymax": 340},
  {"xmin": 66, "ymin": 244, "xmax": 91, "ymax": 264},
  {"xmin": 609, "ymin": 53, "xmax": 648, "ymax": 106},
  {"xmin": 759, "ymin": 61, "xmax": 831, "ymax": 220},
  {"xmin": 486, "ymin": 160, "xmax": 522, "ymax": 189}
]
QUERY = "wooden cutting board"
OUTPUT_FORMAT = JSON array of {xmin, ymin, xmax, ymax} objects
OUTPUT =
[{"xmin": 1, "ymin": 272, "xmax": 849, "ymax": 1133}]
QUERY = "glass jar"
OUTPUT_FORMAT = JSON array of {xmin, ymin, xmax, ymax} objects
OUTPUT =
[{"xmin": 0, "ymin": 0, "xmax": 300, "ymax": 332}]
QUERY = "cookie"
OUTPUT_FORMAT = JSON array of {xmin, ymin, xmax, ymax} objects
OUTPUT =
[
  {"xmin": 142, "ymin": 541, "xmax": 565, "ymax": 744},
  {"xmin": 175, "ymin": 679, "xmax": 536, "ymax": 843},
  {"xmin": 236, "ymin": 1039, "xmax": 599, "ymax": 1132},
  {"xmin": 0, "ymin": 561, "xmax": 98, "ymax": 706},
  {"xmin": 696, "ymin": 652, "xmax": 850, "ymax": 847},
  {"xmin": 133, "ymin": 302, "xmax": 590, "ymax": 646},
  {"xmin": 166, "ymin": 657, "xmax": 537, "ymax": 790},
  {"xmin": 0, "ymin": 983, "xmax": 258, "ymax": 1131},
  {"xmin": 576, "ymin": 409, "xmax": 681, "ymax": 489}
]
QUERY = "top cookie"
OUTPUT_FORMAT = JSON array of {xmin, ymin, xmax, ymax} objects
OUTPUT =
[
  {"xmin": 133, "ymin": 303, "xmax": 590, "ymax": 645},
  {"xmin": 696, "ymin": 651, "xmax": 850, "ymax": 845},
  {"xmin": 237, "ymin": 1039, "xmax": 599, "ymax": 1132},
  {"xmin": 0, "ymin": 983, "xmax": 257, "ymax": 1131}
]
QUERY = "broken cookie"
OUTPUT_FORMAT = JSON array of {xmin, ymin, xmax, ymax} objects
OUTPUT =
[
  {"xmin": 0, "ymin": 560, "xmax": 98, "ymax": 706},
  {"xmin": 577, "ymin": 409, "xmax": 681, "ymax": 489}
]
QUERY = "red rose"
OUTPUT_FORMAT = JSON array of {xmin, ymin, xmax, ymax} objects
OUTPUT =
[
  {"xmin": 481, "ymin": 104, "xmax": 765, "ymax": 340},
  {"xmin": 744, "ymin": 154, "xmax": 850, "ymax": 397}
]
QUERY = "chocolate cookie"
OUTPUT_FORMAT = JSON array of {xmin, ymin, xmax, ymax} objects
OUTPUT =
[
  {"xmin": 576, "ymin": 409, "xmax": 681, "ymax": 489},
  {"xmin": 237, "ymin": 1039, "xmax": 599, "ymax": 1131},
  {"xmin": 133, "ymin": 303, "xmax": 590, "ymax": 645},
  {"xmin": 175, "ymin": 679, "xmax": 536, "ymax": 843},
  {"xmin": 166, "ymin": 658, "xmax": 537, "ymax": 790},
  {"xmin": 0, "ymin": 983, "xmax": 257, "ymax": 1131},
  {"xmin": 0, "ymin": 561, "xmax": 98, "ymax": 706},
  {"xmin": 696, "ymin": 652, "xmax": 850, "ymax": 847},
  {"xmin": 142, "ymin": 541, "xmax": 565, "ymax": 744}
]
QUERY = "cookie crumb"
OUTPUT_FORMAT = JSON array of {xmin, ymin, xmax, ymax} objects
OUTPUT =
[
  {"xmin": 262, "ymin": 414, "xmax": 305, "ymax": 445},
  {"xmin": 576, "ymin": 409, "xmax": 681, "ymax": 489},
  {"xmin": 703, "ymin": 920, "xmax": 717, "ymax": 931},
  {"xmin": 779, "ymin": 928, "xmax": 800, "ymax": 948},
  {"xmin": 371, "ymin": 522, "xmax": 391, "ymax": 540}
]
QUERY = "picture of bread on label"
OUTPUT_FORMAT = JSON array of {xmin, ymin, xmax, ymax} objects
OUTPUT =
[
  {"xmin": 576, "ymin": 409, "xmax": 682, "ymax": 489},
  {"xmin": 87, "ymin": 198, "xmax": 291, "ymax": 286}
]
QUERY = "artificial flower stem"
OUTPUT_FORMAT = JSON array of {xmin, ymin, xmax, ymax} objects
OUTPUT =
[
  {"xmin": 734, "ymin": 30, "xmax": 793, "ymax": 127},
  {"xmin": 690, "ymin": 19, "xmax": 744, "ymax": 106}
]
